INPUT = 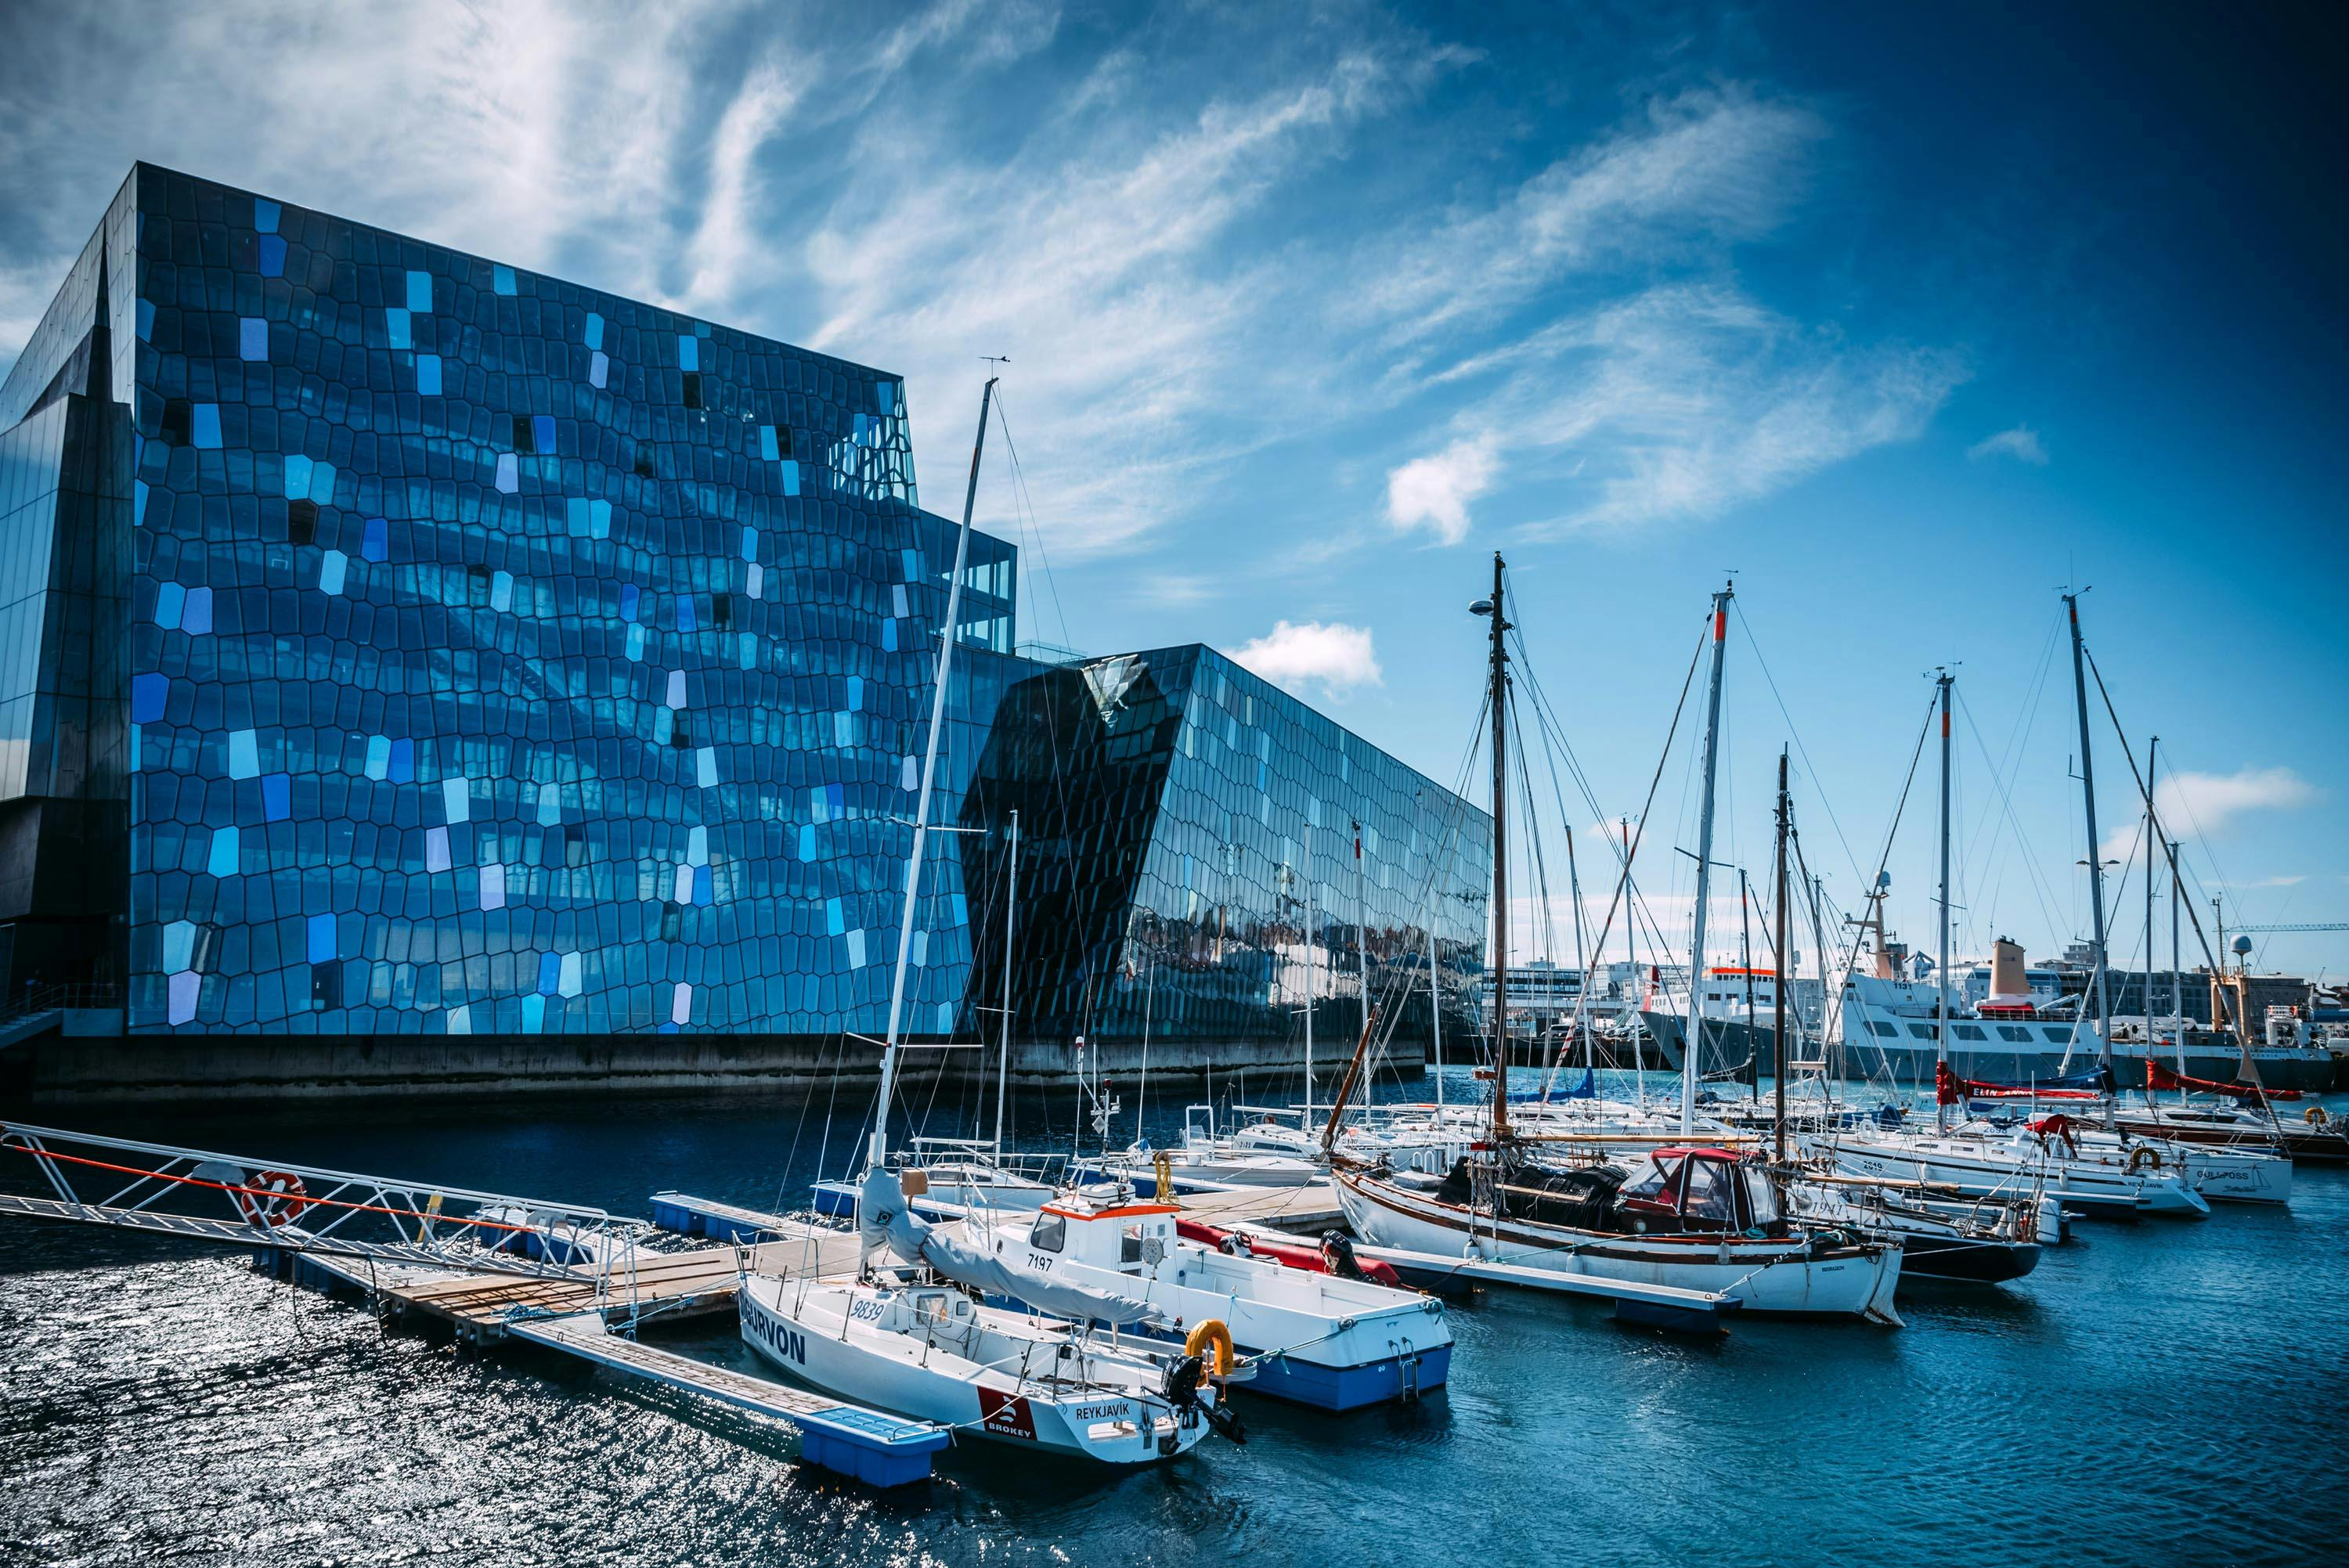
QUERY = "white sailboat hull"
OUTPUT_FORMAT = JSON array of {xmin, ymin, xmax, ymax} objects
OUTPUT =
[
  {"xmin": 1333, "ymin": 1170, "xmax": 1903, "ymax": 1322},
  {"xmin": 738, "ymin": 1274, "xmax": 1210, "ymax": 1465},
  {"xmin": 1818, "ymin": 1133, "xmax": 2210, "ymax": 1216}
]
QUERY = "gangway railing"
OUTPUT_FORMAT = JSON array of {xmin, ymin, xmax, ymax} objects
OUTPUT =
[{"xmin": 0, "ymin": 1120, "xmax": 638, "ymax": 1290}]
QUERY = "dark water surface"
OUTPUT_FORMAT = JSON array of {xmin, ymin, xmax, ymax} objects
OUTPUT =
[{"xmin": 4, "ymin": 1073, "xmax": 2345, "ymax": 1566}]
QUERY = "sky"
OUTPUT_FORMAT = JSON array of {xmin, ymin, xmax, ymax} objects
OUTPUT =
[{"xmin": 2, "ymin": 0, "xmax": 2343, "ymax": 984}]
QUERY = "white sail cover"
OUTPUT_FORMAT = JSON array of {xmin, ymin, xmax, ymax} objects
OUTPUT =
[{"xmin": 856, "ymin": 1169, "xmax": 1160, "ymax": 1327}]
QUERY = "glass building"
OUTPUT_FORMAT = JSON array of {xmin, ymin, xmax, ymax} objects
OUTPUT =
[{"xmin": 0, "ymin": 164, "xmax": 1486, "ymax": 1060}]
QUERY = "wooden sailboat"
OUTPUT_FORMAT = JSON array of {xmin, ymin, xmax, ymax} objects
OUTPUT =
[{"xmin": 1329, "ymin": 566, "xmax": 1903, "ymax": 1324}]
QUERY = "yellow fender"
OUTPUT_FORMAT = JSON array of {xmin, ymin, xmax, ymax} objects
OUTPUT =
[{"xmin": 1184, "ymin": 1318, "xmax": 1236, "ymax": 1377}]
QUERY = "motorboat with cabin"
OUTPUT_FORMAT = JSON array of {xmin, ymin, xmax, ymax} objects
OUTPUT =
[{"xmin": 974, "ymin": 1184, "xmax": 1452, "ymax": 1411}]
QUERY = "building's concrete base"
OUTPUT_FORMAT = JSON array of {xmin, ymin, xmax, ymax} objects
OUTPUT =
[{"xmin": 3, "ymin": 1028, "xmax": 1436, "ymax": 1109}]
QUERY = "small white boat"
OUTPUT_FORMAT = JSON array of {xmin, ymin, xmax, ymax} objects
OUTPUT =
[{"xmin": 976, "ymin": 1184, "xmax": 1452, "ymax": 1410}]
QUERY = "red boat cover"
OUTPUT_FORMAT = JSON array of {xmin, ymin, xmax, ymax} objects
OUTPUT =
[
  {"xmin": 1174, "ymin": 1219, "xmax": 1405, "ymax": 1288},
  {"xmin": 1936, "ymin": 1060, "xmax": 2103, "ymax": 1105},
  {"xmin": 2144, "ymin": 1058, "xmax": 2301, "ymax": 1102}
]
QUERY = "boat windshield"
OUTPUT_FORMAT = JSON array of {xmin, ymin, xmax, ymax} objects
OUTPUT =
[
  {"xmin": 1682, "ymin": 1159, "xmax": 1736, "ymax": 1224},
  {"xmin": 1621, "ymin": 1155, "xmax": 1683, "ymax": 1205},
  {"xmin": 1742, "ymin": 1169, "xmax": 1781, "ymax": 1227}
]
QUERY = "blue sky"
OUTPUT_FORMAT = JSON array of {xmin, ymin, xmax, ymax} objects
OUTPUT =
[{"xmin": 2, "ymin": 1, "xmax": 2342, "ymax": 982}]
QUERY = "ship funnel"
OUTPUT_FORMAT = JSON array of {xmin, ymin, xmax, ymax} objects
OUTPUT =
[{"xmin": 1989, "ymin": 935, "xmax": 2028, "ymax": 1003}]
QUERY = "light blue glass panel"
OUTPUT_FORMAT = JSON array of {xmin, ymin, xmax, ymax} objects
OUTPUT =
[
  {"xmin": 678, "ymin": 335, "xmax": 698, "ymax": 371},
  {"xmin": 191, "ymin": 404, "xmax": 222, "ymax": 449},
  {"xmin": 306, "ymin": 913, "xmax": 337, "ymax": 964},
  {"xmin": 262, "ymin": 773, "xmax": 290, "ymax": 820},
  {"xmin": 363, "ymin": 517, "xmax": 387, "ymax": 561},
  {"xmin": 254, "ymin": 199, "xmax": 280, "ymax": 233},
  {"xmin": 239, "ymin": 318, "xmax": 268, "ymax": 361},
  {"xmin": 387, "ymin": 308, "xmax": 410, "ymax": 349},
  {"xmin": 406, "ymin": 270, "xmax": 432, "ymax": 312},
  {"xmin": 780, "ymin": 460, "xmax": 799, "ymax": 496},
  {"xmin": 364, "ymin": 735, "xmax": 392, "ymax": 780},
  {"xmin": 154, "ymin": 582, "xmax": 186, "ymax": 629},
  {"xmin": 493, "ymin": 263, "xmax": 516, "ymax": 295},
  {"xmin": 759, "ymin": 426, "xmax": 778, "ymax": 460},
  {"xmin": 537, "ymin": 953, "xmax": 561, "ymax": 994},
  {"xmin": 496, "ymin": 453, "xmax": 518, "ymax": 493},
  {"xmin": 584, "ymin": 312, "xmax": 604, "ymax": 350},
  {"xmin": 319, "ymin": 550, "xmax": 347, "ymax": 596},
  {"xmin": 131, "ymin": 672, "xmax": 167, "ymax": 723},
  {"xmin": 590, "ymin": 499, "xmax": 611, "ymax": 537},
  {"xmin": 207, "ymin": 825, "xmax": 239, "ymax": 878},
  {"xmin": 308, "ymin": 460, "xmax": 335, "ymax": 503},
  {"xmin": 416, "ymin": 355, "xmax": 441, "ymax": 395},
  {"xmin": 532, "ymin": 414, "xmax": 554, "ymax": 453},
  {"xmin": 590, "ymin": 351, "xmax": 608, "ymax": 388},
  {"xmin": 825, "ymin": 896, "xmax": 845, "ymax": 936},
  {"xmin": 164, "ymin": 921, "xmax": 196, "ymax": 972},
  {"xmin": 283, "ymin": 455, "xmax": 312, "ymax": 499}
]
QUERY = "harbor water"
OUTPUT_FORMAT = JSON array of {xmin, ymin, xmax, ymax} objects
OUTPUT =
[{"xmin": 4, "ymin": 1072, "xmax": 2346, "ymax": 1566}]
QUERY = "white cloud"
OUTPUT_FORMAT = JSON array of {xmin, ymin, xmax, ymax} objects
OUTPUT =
[
  {"xmin": 1386, "ymin": 437, "xmax": 1496, "ymax": 543},
  {"xmin": 2248, "ymin": 874, "xmax": 2307, "ymax": 889},
  {"xmin": 2102, "ymin": 766, "xmax": 2317, "ymax": 860},
  {"xmin": 1226, "ymin": 620, "xmax": 1383, "ymax": 697},
  {"xmin": 1968, "ymin": 424, "xmax": 2049, "ymax": 465}
]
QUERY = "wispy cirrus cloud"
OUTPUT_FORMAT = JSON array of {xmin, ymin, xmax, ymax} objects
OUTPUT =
[
  {"xmin": 1968, "ymin": 424, "xmax": 2049, "ymax": 464},
  {"xmin": 2102, "ymin": 765, "xmax": 2317, "ymax": 860},
  {"xmin": 1392, "ymin": 285, "xmax": 1965, "ymax": 539}
]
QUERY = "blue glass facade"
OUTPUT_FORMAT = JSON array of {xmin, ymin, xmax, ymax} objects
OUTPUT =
[{"xmin": 0, "ymin": 165, "xmax": 1484, "ymax": 1054}]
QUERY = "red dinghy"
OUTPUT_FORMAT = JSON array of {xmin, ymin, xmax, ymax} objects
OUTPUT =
[
  {"xmin": 2144, "ymin": 1058, "xmax": 2301, "ymax": 1102},
  {"xmin": 1175, "ymin": 1220, "xmax": 1405, "ymax": 1289}
]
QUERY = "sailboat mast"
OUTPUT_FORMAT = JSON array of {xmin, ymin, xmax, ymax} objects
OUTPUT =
[
  {"xmin": 2170, "ymin": 838, "xmax": 2185, "ymax": 1087},
  {"xmin": 1478, "ymin": 553, "xmax": 1512, "ymax": 1139},
  {"xmin": 1936, "ymin": 669, "xmax": 1953, "ymax": 1133},
  {"xmin": 1740, "ymin": 871, "xmax": 1756, "ymax": 1102},
  {"xmin": 1304, "ymin": 848, "xmax": 1315, "ymax": 1114},
  {"xmin": 1773, "ymin": 750, "xmax": 1790, "ymax": 1162},
  {"xmin": 994, "ymin": 808, "xmax": 1018, "ymax": 1160},
  {"xmin": 2144, "ymin": 735, "xmax": 2157, "ymax": 1050},
  {"xmin": 2064, "ymin": 593, "xmax": 2116, "ymax": 1063},
  {"xmin": 1355, "ymin": 820, "xmax": 1369, "ymax": 1036},
  {"xmin": 1683, "ymin": 582, "xmax": 1733, "ymax": 1134},
  {"xmin": 871, "ymin": 377, "xmax": 995, "ymax": 1170}
]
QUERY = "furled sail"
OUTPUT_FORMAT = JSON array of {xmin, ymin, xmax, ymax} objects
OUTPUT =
[{"xmin": 856, "ymin": 1168, "xmax": 1161, "ymax": 1326}]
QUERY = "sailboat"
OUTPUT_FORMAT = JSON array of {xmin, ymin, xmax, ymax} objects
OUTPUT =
[
  {"xmin": 739, "ymin": 380, "xmax": 1224, "ymax": 1464},
  {"xmin": 1331, "ymin": 568, "xmax": 1903, "ymax": 1323}
]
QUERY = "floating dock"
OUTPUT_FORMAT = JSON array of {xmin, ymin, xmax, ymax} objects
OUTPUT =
[{"xmin": 0, "ymin": 1120, "xmax": 951, "ymax": 1486}]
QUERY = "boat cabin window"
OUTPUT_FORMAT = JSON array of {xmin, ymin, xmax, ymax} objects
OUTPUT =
[
  {"xmin": 1868, "ymin": 1020, "xmax": 1900, "ymax": 1037},
  {"xmin": 1954, "ymin": 1024, "xmax": 1986, "ymax": 1041},
  {"xmin": 1907, "ymin": 1023, "xmax": 1936, "ymax": 1040},
  {"xmin": 1742, "ymin": 1170, "xmax": 1781, "ymax": 1227},
  {"xmin": 1121, "ymin": 1225, "xmax": 1144, "ymax": 1266},
  {"xmin": 1028, "ymin": 1212, "xmax": 1066, "ymax": 1253},
  {"xmin": 1622, "ymin": 1155, "xmax": 1683, "ymax": 1206},
  {"xmin": 1998, "ymin": 1026, "xmax": 2033, "ymax": 1043},
  {"xmin": 1682, "ymin": 1159, "xmax": 1736, "ymax": 1224}
]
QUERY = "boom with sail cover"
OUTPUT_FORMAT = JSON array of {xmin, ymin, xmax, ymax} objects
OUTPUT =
[
  {"xmin": 2143, "ymin": 1059, "xmax": 2301, "ymax": 1103},
  {"xmin": 855, "ymin": 1169, "xmax": 1161, "ymax": 1326}
]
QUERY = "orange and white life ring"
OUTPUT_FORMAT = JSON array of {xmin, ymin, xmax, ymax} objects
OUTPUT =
[{"xmin": 235, "ymin": 1169, "xmax": 312, "ymax": 1228}]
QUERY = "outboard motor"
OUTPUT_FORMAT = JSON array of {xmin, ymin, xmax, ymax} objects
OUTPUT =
[
  {"xmin": 1319, "ymin": 1230, "xmax": 1368, "ymax": 1280},
  {"xmin": 1160, "ymin": 1352, "xmax": 1246, "ymax": 1444}
]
